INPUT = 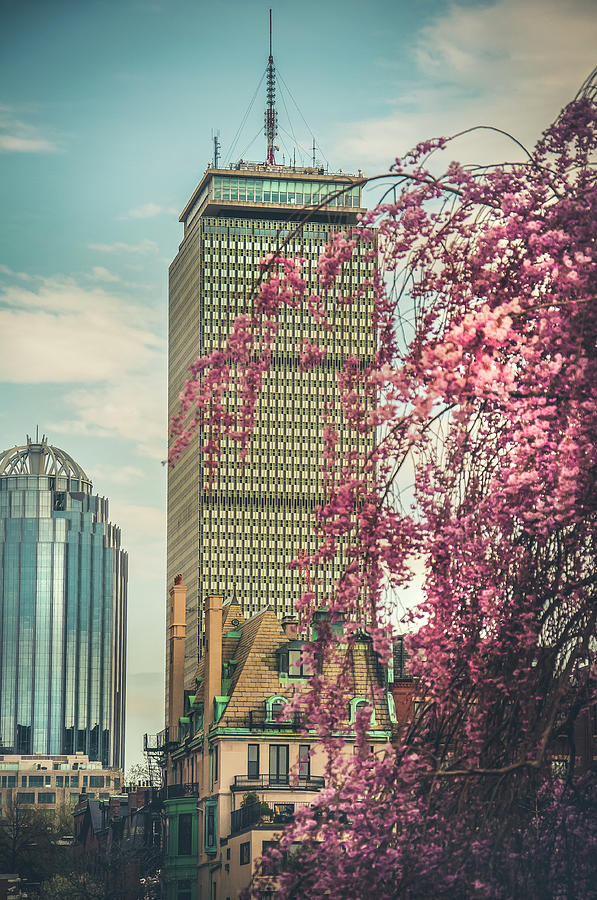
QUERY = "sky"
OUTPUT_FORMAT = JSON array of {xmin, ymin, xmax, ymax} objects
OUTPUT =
[{"xmin": 0, "ymin": 0, "xmax": 595, "ymax": 772}]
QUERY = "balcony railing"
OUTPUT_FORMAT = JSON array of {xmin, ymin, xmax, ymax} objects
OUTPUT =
[
  {"xmin": 143, "ymin": 726, "xmax": 180, "ymax": 754},
  {"xmin": 231, "ymin": 773, "xmax": 325, "ymax": 792},
  {"xmin": 230, "ymin": 801, "xmax": 310, "ymax": 835},
  {"xmin": 160, "ymin": 782, "xmax": 199, "ymax": 801},
  {"xmin": 218, "ymin": 711, "xmax": 303, "ymax": 730}
]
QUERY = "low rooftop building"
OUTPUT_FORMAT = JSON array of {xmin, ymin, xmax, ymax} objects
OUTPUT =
[{"xmin": 0, "ymin": 753, "xmax": 123, "ymax": 820}]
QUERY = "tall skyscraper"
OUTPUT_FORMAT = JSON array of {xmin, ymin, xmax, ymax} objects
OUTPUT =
[
  {"xmin": 0, "ymin": 436, "xmax": 127, "ymax": 768},
  {"xmin": 167, "ymin": 31, "xmax": 374, "ymax": 701}
]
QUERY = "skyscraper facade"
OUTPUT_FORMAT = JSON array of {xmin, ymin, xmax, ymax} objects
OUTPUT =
[
  {"xmin": 167, "ymin": 164, "xmax": 375, "ymax": 697},
  {"xmin": 0, "ymin": 436, "xmax": 127, "ymax": 768}
]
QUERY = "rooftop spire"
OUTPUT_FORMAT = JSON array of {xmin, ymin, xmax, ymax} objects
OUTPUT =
[{"xmin": 264, "ymin": 8, "xmax": 277, "ymax": 166}]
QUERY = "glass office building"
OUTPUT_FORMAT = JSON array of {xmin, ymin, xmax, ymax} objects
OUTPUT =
[
  {"xmin": 0, "ymin": 436, "xmax": 127, "ymax": 767},
  {"xmin": 167, "ymin": 163, "xmax": 375, "ymax": 703}
]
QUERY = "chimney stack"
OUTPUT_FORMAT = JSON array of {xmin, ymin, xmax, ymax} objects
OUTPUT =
[
  {"xmin": 167, "ymin": 575, "xmax": 187, "ymax": 732},
  {"xmin": 204, "ymin": 593, "xmax": 223, "ymax": 729},
  {"xmin": 281, "ymin": 615, "xmax": 298, "ymax": 638}
]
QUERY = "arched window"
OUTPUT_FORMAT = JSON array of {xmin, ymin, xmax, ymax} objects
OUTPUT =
[
  {"xmin": 348, "ymin": 697, "xmax": 376, "ymax": 726},
  {"xmin": 387, "ymin": 691, "xmax": 398, "ymax": 724},
  {"xmin": 265, "ymin": 695, "xmax": 290, "ymax": 723}
]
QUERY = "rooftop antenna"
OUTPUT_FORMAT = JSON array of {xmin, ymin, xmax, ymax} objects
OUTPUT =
[
  {"xmin": 312, "ymin": 137, "xmax": 316, "ymax": 168},
  {"xmin": 265, "ymin": 9, "xmax": 277, "ymax": 166},
  {"xmin": 213, "ymin": 131, "xmax": 221, "ymax": 169}
]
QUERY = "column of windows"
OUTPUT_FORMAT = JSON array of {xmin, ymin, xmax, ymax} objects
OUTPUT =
[{"xmin": 194, "ymin": 207, "xmax": 372, "ymax": 613}]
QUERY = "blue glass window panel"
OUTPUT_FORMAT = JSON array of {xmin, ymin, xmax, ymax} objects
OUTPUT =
[
  {"xmin": 11, "ymin": 492, "xmax": 23, "ymax": 518},
  {"xmin": 1, "ymin": 541, "xmax": 19, "ymax": 741},
  {"xmin": 39, "ymin": 492, "xmax": 51, "ymax": 517},
  {"xmin": 24, "ymin": 491, "xmax": 37, "ymax": 517},
  {"xmin": 50, "ymin": 544, "xmax": 65, "ymax": 752},
  {"xmin": 33, "ymin": 542, "xmax": 52, "ymax": 752},
  {"xmin": 17, "ymin": 541, "xmax": 35, "ymax": 732}
]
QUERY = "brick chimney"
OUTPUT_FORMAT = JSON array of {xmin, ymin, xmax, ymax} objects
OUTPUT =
[
  {"xmin": 281, "ymin": 615, "xmax": 298, "ymax": 638},
  {"xmin": 204, "ymin": 593, "xmax": 223, "ymax": 729},
  {"xmin": 167, "ymin": 575, "xmax": 187, "ymax": 732}
]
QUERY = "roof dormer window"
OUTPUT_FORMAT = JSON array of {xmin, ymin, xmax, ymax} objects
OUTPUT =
[{"xmin": 278, "ymin": 640, "xmax": 316, "ymax": 678}]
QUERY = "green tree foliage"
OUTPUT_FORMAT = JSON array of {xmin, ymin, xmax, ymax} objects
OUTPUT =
[{"xmin": 40, "ymin": 872, "xmax": 104, "ymax": 900}]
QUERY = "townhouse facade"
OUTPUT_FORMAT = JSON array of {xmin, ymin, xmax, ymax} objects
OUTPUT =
[{"xmin": 146, "ymin": 580, "xmax": 397, "ymax": 900}]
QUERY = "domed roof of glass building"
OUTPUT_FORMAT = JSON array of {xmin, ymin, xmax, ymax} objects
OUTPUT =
[{"xmin": 0, "ymin": 435, "xmax": 91, "ymax": 485}]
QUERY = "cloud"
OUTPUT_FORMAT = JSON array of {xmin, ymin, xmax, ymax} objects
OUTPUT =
[
  {"xmin": 87, "ymin": 463, "xmax": 145, "ymax": 485},
  {"xmin": 117, "ymin": 202, "xmax": 178, "ymax": 220},
  {"xmin": 87, "ymin": 239, "xmax": 159, "ymax": 255},
  {"xmin": 0, "ymin": 277, "xmax": 161, "ymax": 383},
  {"xmin": 338, "ymin": 0, "xmax": 597, "ymax": 171},
  {"xmin": 0, "ymin": 275, "xmax": 166, "ymax": 456},
  {"xmin": 51, "ymin": 371, "xmax": 167, "ymax": 460},
  {"xmin": 107, "ymin": 501, "xmax": 166, "ymax": 543},
  {"xmin": 0, "ymin": 263, "xmax": 38, "ymax": 282},
  {"xmin": 86, "ymin": 265, "xmax": 121, "ymax": 282},
  {"xmin": 0, "ymin": 135, "xmax": 57, "ymax": 152},
  {"xmin": 0, "ymin": 105, "xmax": 59, "ymax": 153}
]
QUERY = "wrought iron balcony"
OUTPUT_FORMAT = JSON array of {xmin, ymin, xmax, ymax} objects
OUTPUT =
[
  {"xmin": 160, "ymin": 782, "xmax": 199, "ymax": 800},
  {"xmin": 231, "ymin": 773, "xmax": 325, "ymax": 792},
  {"xmin": 216, "ymin": 710, "xmax": 303, "ymax": 730},
  {"xmin": 230, "ymin": 800, "xmax": 311, "ymax": 835}
]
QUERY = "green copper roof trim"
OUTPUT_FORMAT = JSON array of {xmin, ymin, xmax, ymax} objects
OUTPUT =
[
  {"xmin": 210, "ymin": 726, "xmax": 252, "ymax": 735},
  {"xmin": 162, "ymin": 796, "xmax": 199, "ymax": 810},
  {"xmin": 279, "ymin": 674, "xmax": 307, "ymax": 686},
  {"xmin": 213, "ymin": 696, "xmax": 229, "ymax": 723}
]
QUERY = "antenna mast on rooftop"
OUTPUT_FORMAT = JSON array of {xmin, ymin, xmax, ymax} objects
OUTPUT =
[
  {"xmin": 265, "ymin": 9, "xmax": 277, "ymax": 166},
  {"xmin": 213, "ymin": 131, "xmax": 221, "ymax": 169}
]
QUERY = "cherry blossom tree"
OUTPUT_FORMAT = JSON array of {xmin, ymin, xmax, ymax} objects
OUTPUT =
[{"xmin": 170, "ymin": 87, "xmax": 597, "ymax": 898}]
